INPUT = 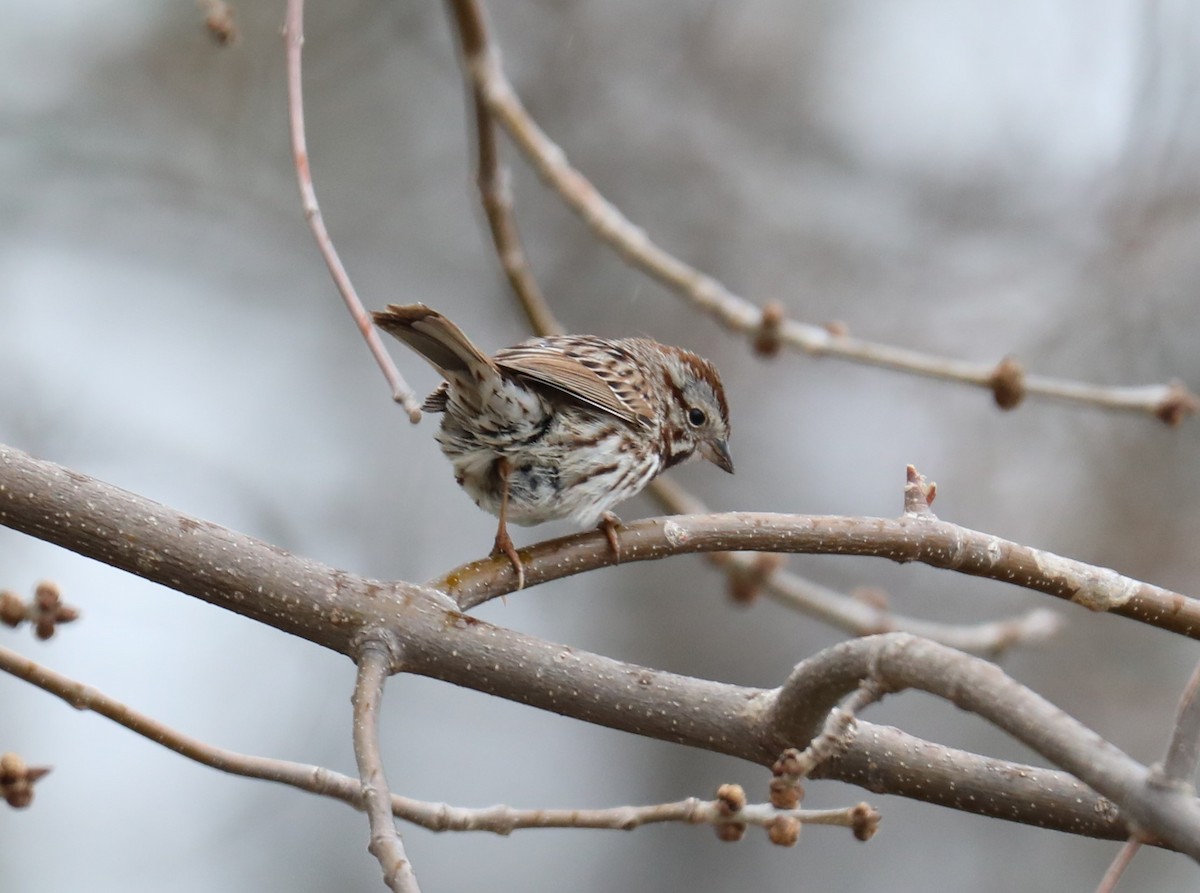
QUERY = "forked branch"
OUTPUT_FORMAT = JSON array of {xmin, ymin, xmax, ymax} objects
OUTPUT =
[{"xmin": 0, "ymin": 443, "xmax": 1188, "ymax": 844}]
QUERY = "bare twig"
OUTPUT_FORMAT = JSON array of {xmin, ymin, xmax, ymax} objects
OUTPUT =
[
  {"xmin": 352, "ymin": 641, "xmax": 420, "ymax": 893},
  {"xmin": 710, "ymin": 780, "xmax": 875, "ymax": 846},
  {"xmin": 443, "ymin": 0, "xmax": 1197, "ymax": 424},
  {"xmin": 282, "ymin": 0, "xmax": 422, "ymax": 422},
  {"xmin": 790, "ymin": 684, "xmax": 884, "ymax": 779},
  {"xmin": 1157, "ymin": 658, "xmax": 1200, "ymax": 785},
  {"xmin": 0, "ymin": 642, "xmax": 862, "ymax": 837},
  {"xmin": 444, "ymin": 1, "xmax": 563, "ymax": 337},
  {"xmin": 0, "ymin": 642, "xmax": 378, "ymax": 807},
  {"xmin": 760, "ymin": 689, "xmax": 885, "ymax": 827},
  {"xmin": 409, "ymin": 798, "xmax": 876, "ymax": 836},
  {"xmin": 762, "ymin": 566, "xmax": 1060, "ymax": 655},
  {"xmin": 1095, "ymin": 838, "xmax": 1145, "ymax": 893}
]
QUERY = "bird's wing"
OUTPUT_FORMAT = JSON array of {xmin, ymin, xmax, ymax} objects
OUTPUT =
[{"xmin": 496, "ymin": 337, "xmax": 653, "ymax": 428}]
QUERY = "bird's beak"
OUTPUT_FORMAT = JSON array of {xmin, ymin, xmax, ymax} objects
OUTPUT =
[{"xmin": 700, "ymin": 439, "xmax": 734, "ymax": 474}]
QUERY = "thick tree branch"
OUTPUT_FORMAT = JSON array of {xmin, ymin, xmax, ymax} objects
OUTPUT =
[
  {"xmin": 827, "ymin": 722, "xmax": 1127, "ymax": 838},
  {"xmin": 0, "ymin": 443, "xmax": 1178, "ymax": 843}
]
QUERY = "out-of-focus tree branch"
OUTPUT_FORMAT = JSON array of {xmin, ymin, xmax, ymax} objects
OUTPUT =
[{"xmin": 442, "ymin": 0, "xmax": 1198, "ymax": 425}]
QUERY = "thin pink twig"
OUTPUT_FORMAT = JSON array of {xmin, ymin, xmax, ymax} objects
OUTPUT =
[
  {"xmin": 1095, "ymin": 837, "xmax": 1143, "ymax": 893},
  {"xmin": 283, "ymin": 0, "xmax": 422, "ymax": 422}
]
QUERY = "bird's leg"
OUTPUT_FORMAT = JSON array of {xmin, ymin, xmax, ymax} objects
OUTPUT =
[
  {"xmin": 490, "ymin": 457, "xmax": 525, "ymax": 590},
  {"xmin": 597, "ymin": 511, "xmax": 622, "ymax": 563}
]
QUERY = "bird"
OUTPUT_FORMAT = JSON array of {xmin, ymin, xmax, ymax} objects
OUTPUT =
[{"xmin": 373, "ymin": 304, "xmax": 732, "ymax": 588}]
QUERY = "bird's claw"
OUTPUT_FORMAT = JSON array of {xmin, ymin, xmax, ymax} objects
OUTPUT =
[
  {"xmin": 492, "ymin": 528, "xmax": 525, "ymax": 591},
  {"xmin": 598, "ymin": 512, "xmax": 622, "ymax": 563}
]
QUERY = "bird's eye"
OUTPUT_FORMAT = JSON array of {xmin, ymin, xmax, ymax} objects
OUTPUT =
[{"xmin": 687, "ymin": 407, "xmax": 707, "ymax": 427}]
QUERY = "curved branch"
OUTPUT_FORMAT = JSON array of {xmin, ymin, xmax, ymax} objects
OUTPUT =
[
  {"xmin": 284, "ymin": 0, "xmax": 422, "ymax": 421},
  {"xmin": 440, "ymin": 6, "xmax": 1059, "ymax": 659},
  {"xmin": 771, "ymin": 634, "xmax": 1200, "ymax": 860},
  {"xmin": 431, "ymin": 512, "xmax": 1200, "ymax": 639}
]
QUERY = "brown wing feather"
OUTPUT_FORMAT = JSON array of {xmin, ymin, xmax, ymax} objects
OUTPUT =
[
  {"xmin": 496, "ymin": 338, "xmax": 653, "ymax": 428},
  {"xmin": 372, "ymin": 304, "xmax": 497, "ymax": 377}
]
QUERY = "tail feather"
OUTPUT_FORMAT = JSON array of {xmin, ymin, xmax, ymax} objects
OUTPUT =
[{"xmin": 372, "ymin": 304, "xmax": 497, "ymax": 378}]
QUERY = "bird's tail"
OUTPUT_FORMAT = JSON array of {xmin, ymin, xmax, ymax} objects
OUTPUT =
[{"xmin": 372, "ymin": 304, "xmax": 497, "ymax": 379}]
